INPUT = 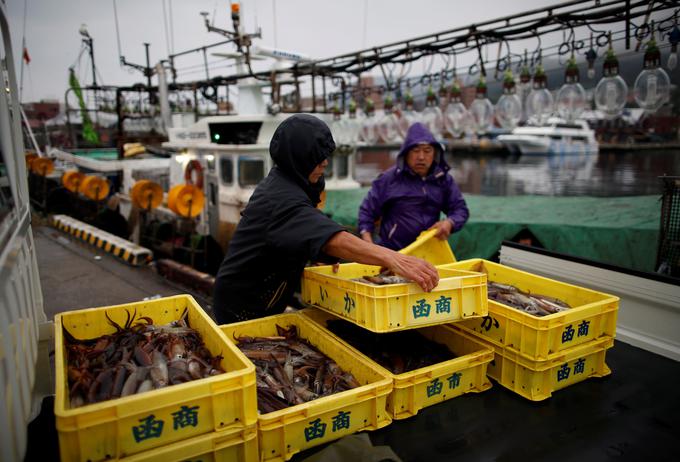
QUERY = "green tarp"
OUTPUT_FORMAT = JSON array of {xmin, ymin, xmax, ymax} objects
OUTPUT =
[{"xmin": 324, "ymin": 188, "xmax": 661, "ymax": 273}]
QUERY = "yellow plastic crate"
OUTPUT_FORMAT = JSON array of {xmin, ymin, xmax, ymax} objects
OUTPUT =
[
  {"xmin": 302, "ymin": 264, "xmax": 487, "ymax": 333},
  {"xmin": 122, "ymin": 424, "xmax": 258, "ymax": 462},
  {"xmin": 54, "ymin": 295, "xmax": 258, "ymax": 462},
  {"xmin": 398, "ymin": 228, "xmax": 457, "ymax": 265},
  {"xmin": 449, "ymin": 325, "xmax": 614, "ymax": 401},
  {"xmin": 300, "ymin": 308, "xmax": 493, "ymax": 420},
  {"xmin": 220, "ymin": 313, "xmax": 393, "ymax": 462},
  {"xmin": 442, "ymin": 259, "xmax": 619, "ymax": 361}
]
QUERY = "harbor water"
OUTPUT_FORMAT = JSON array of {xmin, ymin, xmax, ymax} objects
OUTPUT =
[{"xmin": 356, "ymin": 149, "xmax": 680, "ymax": 197}]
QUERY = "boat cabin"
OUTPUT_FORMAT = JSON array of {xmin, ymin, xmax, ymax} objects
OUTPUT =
[{"xmin": 162, "ymin": 113, "xmax": 360, "ymax": 250}]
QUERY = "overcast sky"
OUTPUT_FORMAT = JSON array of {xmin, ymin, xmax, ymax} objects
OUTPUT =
[{"xmin": 8, "ymin": 0, "xmax": 577, "ymax": 102}]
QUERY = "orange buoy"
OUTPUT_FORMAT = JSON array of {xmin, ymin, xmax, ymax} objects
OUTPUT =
[
  {"xmin": 30, "ymin": 157, "xmax": 54, "ymax": 176},
  {"xmin": 25, "ymin": 153, "xmax": 38, "ymax": 169},
  {"xmin": 62, "ymin": 170, "xmax": 86, "ymax": 193},
  {"xmin": 130, "ymin": 179, "xmax": 163, "ymax": 210},
  {"xmin": 166, "ymin": 183, "xmax": 182, "ymax": 214},
  {"xmin": 317, "ymin": 189, "xmax": 327, "ymax": 210},
  {"xmin": 167, "ymin": 184, "xmax": 205, "ymax": 218},
  {"xmin": 78, "ymin": 175, "xmax": 110, "ymax": 201}
]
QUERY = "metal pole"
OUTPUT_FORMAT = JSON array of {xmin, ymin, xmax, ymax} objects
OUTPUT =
[
  {"xmin": 115, "ymin": 88, "xmax": 124, "ymax": 191},
  {"xmin": 89, "ymin": 38, "xmax": 97, "ymax": 87},
  {"xmin": 311, "ymin": 66, "xmax": 316, "ymax": 113},
  {"xmin": 202, "ymin": 48, "xmax": 210, "ymax": 80},
  {"xmin": 116, "ymin": 88, "xmax": 124, "ymax": 161},
  {"xmin": 144, "ymin": 43, "xmax": 152, "ymax": 89}
]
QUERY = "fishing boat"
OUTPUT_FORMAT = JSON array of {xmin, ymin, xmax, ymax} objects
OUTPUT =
[
  {"xmin": 497, "ymin": 118, "xmax": 599, "ymax": 156},
  {"xmin": 159, "ymin": 92, "xmax": 361, "ymax": 252}
]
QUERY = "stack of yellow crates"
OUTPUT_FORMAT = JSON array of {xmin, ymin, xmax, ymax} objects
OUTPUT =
[
  {"xmin": 299, "ymin": 229, "xmax": 495, "ymax": 423},
  {"xmin": 54, "ymin": 295, "xmax": 259, "ymax": 462},
  {"xmin": 221, "ymin": 313, "xmax": 394, "ymax": 462},
  {"xmin": 442, "ymin": 259, "xmax": 619, "ymax": 401}
]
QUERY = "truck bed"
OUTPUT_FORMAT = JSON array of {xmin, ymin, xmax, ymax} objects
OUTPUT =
[{"xmin": 26, "ymin": 226, "xmax": 680, "ymax": 461}]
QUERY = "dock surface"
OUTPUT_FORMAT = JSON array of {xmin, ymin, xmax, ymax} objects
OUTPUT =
[{"xmin": 34, "ymin": 224, "xmax": 212, "ymax": 319}]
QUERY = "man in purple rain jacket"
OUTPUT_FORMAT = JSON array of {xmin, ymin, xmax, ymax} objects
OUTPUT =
[{"xmin": 358, "ymin": 122, "xmax": 469, "ymax": 250}]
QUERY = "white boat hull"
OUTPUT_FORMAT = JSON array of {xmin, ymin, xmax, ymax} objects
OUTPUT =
[
  {"xmin": 497, "ymin": 119, "xmax": 600, "ymax": 156},
  {"xmin": 498, "ymin": 135, "xmax": 599, "ymax": 156}
]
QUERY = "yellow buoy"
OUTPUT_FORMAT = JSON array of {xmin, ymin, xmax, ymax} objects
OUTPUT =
[
  {"xmin": 30, "ymin": 157, "xmax": 54, "ymax": 176},
  {"xmin": 124, "ymin": 144, "xmax": 146, "ymax": 158},
  {"xmin": 78, "ymin": 175, "xmax": 110, "ymax": 201},
  {"xmin": 130, "ymin": 179, "xmax": 163, "ymax": 210},
  {"xmin": 167, "ymin": 184, "xmax": 204, "ymax": 218},
  {"xmin": 62, "ymin": 170, "xmax": 86, "ymax": 193}
]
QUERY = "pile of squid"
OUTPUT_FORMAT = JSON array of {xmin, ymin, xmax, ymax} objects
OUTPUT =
[
  {"xmin": 235, "ymin": 325, "xmax": 361, "ymax": 414},
  {"xmin": 326, "ymin": 319, "xmax": 454, "ymax": 374},
  {"xmin": 355, "ymin": 270, "xmax": 412, "ymax": 285},
  {"xmin": 65, "ymin": 308, "xmax": 224, "ymax": 408},
  {"xmin": 488, "ymin": 281, "xmax": 571, "ymax": 317}
]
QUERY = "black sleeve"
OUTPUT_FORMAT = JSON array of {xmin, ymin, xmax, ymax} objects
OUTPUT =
[{"xmin": 267, "ymin": 203, "xmax": 345, "ymax": 261}]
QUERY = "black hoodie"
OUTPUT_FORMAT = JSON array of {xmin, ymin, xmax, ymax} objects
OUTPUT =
[{"xmin": 213, "ymin": 114, "xmax": 344, "ymax": 324}]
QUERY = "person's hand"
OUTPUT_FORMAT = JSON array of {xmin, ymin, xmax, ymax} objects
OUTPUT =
[
  {"xmin": 386, "ymin": 253, "xmax": 439, "ymax": 292},
  {"xmin": 432, "ymin": 219, "xmax": 453, "ymax": 240},
  {"xmin": 312, "ymin": 261, "xmax": 340, "ymax": 273},
  {"xmin": 360, "ymin": 231, "xmax": 374, "ymax": 244}
]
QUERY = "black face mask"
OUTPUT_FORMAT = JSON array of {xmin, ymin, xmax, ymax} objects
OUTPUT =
[{"xmin": 269, "ymin": 114, "xmax": 336, "ymax": 205}]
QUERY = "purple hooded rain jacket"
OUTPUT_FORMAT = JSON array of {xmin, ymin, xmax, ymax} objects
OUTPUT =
[{"xmin": 358, "ymin": 122, "xmax": 469, "ymax": 250}]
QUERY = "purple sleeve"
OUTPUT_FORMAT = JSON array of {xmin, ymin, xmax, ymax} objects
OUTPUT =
[
  {"xmin": 358, "ymin": 175, "xmax": 387, "ymax": 234},
  {"xmin": 444, "ymin": 178, "xmax": 469, "ymax": 232}
]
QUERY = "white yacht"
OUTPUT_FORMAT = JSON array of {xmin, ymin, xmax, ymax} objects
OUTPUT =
[{"xmin": 497, "ymin": 119, "xmax": 599, "ymax": 156}]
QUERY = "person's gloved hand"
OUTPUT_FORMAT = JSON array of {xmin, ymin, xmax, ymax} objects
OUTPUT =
[{"xmin": 432, "ymin": 218, "xmax": 453, "ymax": 240}]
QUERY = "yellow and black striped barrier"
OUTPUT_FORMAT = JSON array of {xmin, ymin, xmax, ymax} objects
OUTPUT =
[{"xmin": 50, "ymin": 214, "xmax": 153, "ymax": 266}]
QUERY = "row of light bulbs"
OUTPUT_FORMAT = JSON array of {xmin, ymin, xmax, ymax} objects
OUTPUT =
[{"xmin": 330, "ymin": 34, "xmax": 673, "ymax": 145}]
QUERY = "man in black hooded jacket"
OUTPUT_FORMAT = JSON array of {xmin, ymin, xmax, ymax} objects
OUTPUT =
[{"xmin": 213, "ymin": 114, "xmax": 439, "ymax": 324}]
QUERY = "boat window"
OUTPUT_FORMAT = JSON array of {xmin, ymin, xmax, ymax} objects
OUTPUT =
[
  {"xmin": 209, "ymin": 122, "xmax": 263, "ymax": 145},
  {"xmin": 555, "ymin": 123, "xmax": 581, "ymax": 129},
  {"xmin": 238, "ymin": 157, "xmax": 265, "ymax": 186},
  {"xmin": 549, "ymin": 135, "xmax": 562, "ymax": 140},
  {"xmin": 220, "ymin": 158, "xmax": 234, "ymax": 185},
  {"xmin": 0, "ymin": 147, "xmax": 15, "ymax": 223},
  {"xmin": 573, "ymin": 136, "xmax": 587, "ymax": 142},
  {"xmin": 206, "ymin": 156, "xmax": 216, "ymax": 172},
  {"xmin": 335, "ymin": 155, "xmax": 349, "ymax": 179}
]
